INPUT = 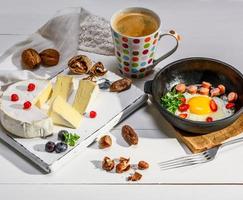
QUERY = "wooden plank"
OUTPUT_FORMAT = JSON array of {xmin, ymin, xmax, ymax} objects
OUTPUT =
[
  {"xmin": 0, "ymin": 185, "xmax": 243, "ymax": 200},
  {"xmin": 176, "ymin": 115, "xmax": 243, "ymax": 153}
]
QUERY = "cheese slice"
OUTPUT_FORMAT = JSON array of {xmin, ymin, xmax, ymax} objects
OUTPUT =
[
  {"xmin": 73, "ymin": 80, "xmax": 98, "ymax": 114},
  {"xmin": 34, "ymin": 82, "xmax": 52, "ymax": 108},
  {"xmin": 49, "ymin": 96, "xmax": 82, "ymax": 129},
  {"xmin": 49, "ymin": 75, "xmax": 73, "ymax": 103},
  {"xmin": 0, "ymin": 79, "xmax": 53, "ymax": 138}
]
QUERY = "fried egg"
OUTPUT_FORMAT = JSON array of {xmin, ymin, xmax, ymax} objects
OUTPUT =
[{"xmin": 175, "ymin": 92, "xmax": 234, "ymax": 121}]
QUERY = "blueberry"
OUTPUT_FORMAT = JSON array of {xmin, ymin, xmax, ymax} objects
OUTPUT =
[
  {"xmin": 58, "ymin": 130, "xmax": 68, "ymax": 141},
  {"xmin": 55, "ymin": 142, "xmax": 68, "ymax": 153},
  {"xmin": 45, "ymin": 141, "xmax": 55, "ymax": 153}
]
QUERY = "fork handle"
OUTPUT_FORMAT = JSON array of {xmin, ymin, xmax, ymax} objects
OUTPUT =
[{"xmin": 221, "ymin": 137, "xmax": 243, "ymax": 148}]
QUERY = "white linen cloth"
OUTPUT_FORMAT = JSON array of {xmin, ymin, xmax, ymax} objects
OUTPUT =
[{"xmin": 0, "ymin": 7, "xmax": 114, "ymax": 88}]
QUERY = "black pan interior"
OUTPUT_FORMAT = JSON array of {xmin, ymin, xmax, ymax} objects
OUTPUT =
[{"xmin": 153, "ymin": 58, "xmax": 243, "ymax": 113}]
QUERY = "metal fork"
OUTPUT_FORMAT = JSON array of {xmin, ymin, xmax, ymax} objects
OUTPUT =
[{"xmin": 159, "ymin": 136, "xmax": 243, "ymax": 170}]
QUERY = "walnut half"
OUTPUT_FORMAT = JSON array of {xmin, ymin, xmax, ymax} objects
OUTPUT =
[{"xmin": 68, "ymin": 55, "xmax": 92, "ymax": 74}]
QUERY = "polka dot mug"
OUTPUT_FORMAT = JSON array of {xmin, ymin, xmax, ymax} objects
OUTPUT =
[{"xmin": 110, "ymin": 7, "xmax": 179, "ymax": 78}]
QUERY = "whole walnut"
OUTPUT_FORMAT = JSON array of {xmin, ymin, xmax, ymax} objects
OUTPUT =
[
  {"xmin": 40, "ymin": 48, "xmax": 60, "ymax": 67},
  {"xmin": 21, "ymin": 48, "xmax": 41, "ymax": 69}
]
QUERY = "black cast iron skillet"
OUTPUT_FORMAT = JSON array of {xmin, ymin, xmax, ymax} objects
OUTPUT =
[{"xmin": 144, "ymin": 57, "xmax": 243, "ymax": 134}]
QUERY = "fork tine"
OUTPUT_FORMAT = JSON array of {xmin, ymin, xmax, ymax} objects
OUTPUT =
[
  {"xmin": 161, "ymin": 158, "xmax": 210, "ymax": 170},
  {"xmin": 160, "ymin": 156, "xmax": 207, "ymax": 169},
  {"xmin": 158, "ymin": 153, "xmax": 205, "ymax": 166}
]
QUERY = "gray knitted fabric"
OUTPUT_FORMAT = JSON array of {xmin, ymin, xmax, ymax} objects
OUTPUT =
[{"xmin": 79, "ymin": 8, "xmax": 114, "ymax": 56}]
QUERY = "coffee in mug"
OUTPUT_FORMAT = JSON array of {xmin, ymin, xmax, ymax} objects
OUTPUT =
[
  {"xmin": 113, "ymin": 11, "xmax": 159, "ymax": 37},
  {"xmin": 110, "ymin": 7, "xmax": 179, "ymax": 78}
]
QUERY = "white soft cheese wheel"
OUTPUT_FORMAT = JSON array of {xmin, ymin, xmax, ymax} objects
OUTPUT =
[{"xmin": 0, "ymin": 79, "xmax": 53, "ymax": 138}]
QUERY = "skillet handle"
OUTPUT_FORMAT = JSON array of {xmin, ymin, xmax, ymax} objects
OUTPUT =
[{"xmin": 144, "ymin": 80, "xmax": 153, "ymax": 94}]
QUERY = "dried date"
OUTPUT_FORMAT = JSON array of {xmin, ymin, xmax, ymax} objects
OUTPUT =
[
  {"xmin": 110, "ymin": 78, "xmax": 132, "ymax": 92},
  {"xmin": 121, "ymin": 125, "xmax": 138, "ymax": 146}
]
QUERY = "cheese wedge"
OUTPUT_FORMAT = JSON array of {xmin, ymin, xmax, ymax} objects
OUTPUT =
[
  {"xmin": 73, "ymin": 80, "xmax": 98, "ymax": 114},
  {"xmin": 34, "ymin": 82, "xmax": 52, "ymax": 108},
  {"xmin": 49, "ymin": 75, "xmax": 73, "ymax": 103},
  {"xmin": 49, "ymin": 96, "xmax": 82, "ymax": 129}
]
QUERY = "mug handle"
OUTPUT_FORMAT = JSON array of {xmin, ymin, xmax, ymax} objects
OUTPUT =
[{"xmin": 152, "ymin": 31, "xmax": 180, "ymax": 67}]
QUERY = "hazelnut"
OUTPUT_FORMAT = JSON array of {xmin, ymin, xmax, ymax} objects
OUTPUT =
[
  {"xmin": 102, "ymin": 156, "xmax": 115, "ymax": 171},
  {"xmin": 138, "ymin": 161, "xmax": 149, "ymax": 170},
  {"xmin": 99, "ymin": 135, "xmax": 112, "ymax": 149},
  {"xmin": 21, "ymin": 48, "xmax": 41, "ymax": 69},
  {"xmin": 128, "ymin": 172, "xmax": 142, "ymax": 181},
  {"xmin": 39, "ymin": 48, "xmax": 60, "ymax": 66}
]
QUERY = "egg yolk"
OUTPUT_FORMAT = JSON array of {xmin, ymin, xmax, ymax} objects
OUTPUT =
[{"xmin": 188, "ymin": 96, "xmax": 212, "ymax": 115}]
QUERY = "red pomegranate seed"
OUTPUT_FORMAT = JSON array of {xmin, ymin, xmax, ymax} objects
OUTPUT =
[
  {"xmin": 179, "ymin": 113, "xmax": 188, "ymax": 119},
  {"xmin": 210, "ymin": 99, "xmax": 218, "ymax": 112},
  {"xmin": 206, "ymin": 117, "xmax": 213, "ymax": 122},
  {"xmin": 27, "ymin": 83, "xmax": 36, "ymax": 91},
  {"xmin": 226, "ymin": 103, "xmax": 235, "ymax": 109},
  {"xmin": 11, "ymin": 94, "xmax": 19, "ymax": 101},
  {"xmin": 178, "ymin": 104, "xmax": 190, "ymax": 112},
  {"xmin": 23, "ymin": 101, "xmax": 32, "ymax": 109},
  {"xmin": 89, "ymin": 111, "xmax": 97, "ymax": 118}
]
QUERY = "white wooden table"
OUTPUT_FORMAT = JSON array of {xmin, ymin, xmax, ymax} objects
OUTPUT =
[{"xmin": 0, "ymin": 0, "xmax": 243, "ymax": 199}]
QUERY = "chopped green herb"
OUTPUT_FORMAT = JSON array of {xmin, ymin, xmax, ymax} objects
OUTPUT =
[
  {"xmin": 161, "ymin": 91, "xmax": 185, "ymax": 113},
  {"xmin": 63, "ymin": 133, "xmax": 80, "ymax": 147}
]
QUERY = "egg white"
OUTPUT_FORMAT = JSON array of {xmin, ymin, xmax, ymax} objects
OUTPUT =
[{"xmin": 175, "ymin": 92, "xmax": 234, "ymax": 121}]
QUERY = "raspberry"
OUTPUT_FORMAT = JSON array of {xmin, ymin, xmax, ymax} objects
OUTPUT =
[
  {"xmin": 11, "ymin": 94, "xmax": 19, "ymax": 101},
  {"xmin": 27, "ymin": 83, "xmax": 36, "ymax": 91},
  {"xmin": 23, "ymin": 101, "xmax": 32, "ymax": 109},
  {"xmin": 89, "ymin": 111, "xmax": 97, "ymax": 118}
]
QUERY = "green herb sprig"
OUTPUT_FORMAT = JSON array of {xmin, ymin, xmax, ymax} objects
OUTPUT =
[
  {"xmin": 161, "ymin": 91, "xmax": 185, "ymax": 113},
  {"xmin": 63, "ymin": 133, "xmax": 80, "ymax": 146}
]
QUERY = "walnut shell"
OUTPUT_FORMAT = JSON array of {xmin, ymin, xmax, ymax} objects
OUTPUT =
[
  {"xmin": 68, "ymin": 55, "xmax": 92, "ymax": 74},
  {"xmin": 110, "ymin": 78, "xmax": 132, "ymax": 92},
  {"xmin": 128, "ymin": 172, "xmax": 142, "ymax": 181},
  {"xmin": 21, "ymin": 48, "xmax": 41, "ymax": 69},
  {"xmin": 40, "ymin": 48, "xmax": 60, "ymax": 66},
  {"xmin": 102, "ymin": 156, "xmax": 115, "ymax": 171},
  {"xmin": 89, "ymin": 62, "xmax": 107, "ymax": 77},
  {"xmin": 116, "ymin": 157, "xmax": 130, "ymax": 173}
]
